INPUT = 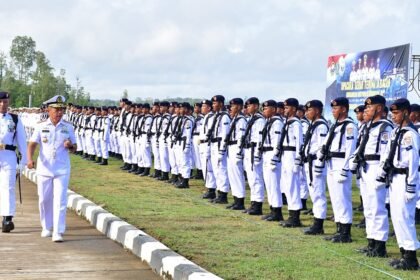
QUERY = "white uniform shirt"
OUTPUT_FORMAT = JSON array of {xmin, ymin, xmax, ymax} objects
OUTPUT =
[
  {"xmin": 0, "ymin": 113, "xmax": 28, "ymax": 165},
  {"xmin": 30, "ymin": 118, "xmax": 76, "ymax": 177}
]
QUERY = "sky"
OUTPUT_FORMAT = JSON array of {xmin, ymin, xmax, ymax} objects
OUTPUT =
[{"xmin": 1, "ymin": 0, "xmax": 420, "ymax": 104}]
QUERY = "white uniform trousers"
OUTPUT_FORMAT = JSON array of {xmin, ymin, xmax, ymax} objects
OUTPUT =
[
  {"xmin": 0, "ymin": 153, "xmax": 17, "ymax": 216},
  {"xmin": 280, "ymin": 151, "xmax": 302, "ymax": 210},
  {"xmin": 227, "ymin": 145, "xmax": 245, "ymax": 198},
  {"xmin": 360, "ymin": 164, "xmax": 388, "ymax": 241},
  {"xmin": 176, "ymin": 143, "xmax": 192, "ymax": 179},
  {"xmin": 244, "ymin": 147, "xmax": 264, "ymax": 203},
  {"xmin": 81, "ymin": 134, "xmax": 87, "ymax": 153},
  {"xmin": 262, "ymin": 151, "xmax": 282, "ymax": 208},
  {"xmin": 210, "ymin": 143, "xmax": 230, "ymax": 193},
  {"xmin": 389, "ymin": 174, "xmax": 420, "ymax": 250},
  {"xmin": 168, "ymin": 144, "xmax": 178, "ymax": 175},
  {"xmin": 300, "ymin": 167, "xmax": 309, "ymax": 199},
  {"xmin": 94, "ymin": 138, "xmax": 102, "ymax": 157},
  {"xmin": 159, "ymin": 139, "xmax": 170, "ymax": 172},
  {"xmin": 85, "ymin": 132, "xmax": 96, "ymax": 155},
  {"xmin": 37, "ymin": 173, "xmax": 69, "ymax": 234},
  {"xmin": 122, "ymin": 136, "xmax": 133, "ymax": 164},
  {"xmin": 139, "ymin": 138, "xmax": 152, "ymax": 168},
  {"xmin": 192, "ymin": 136, "xmax": 202, "ymax": 169},
  {"xmin": 76, "ymin": 133, "xmax": 83, "ymax": 152},
  {"xmin": 151, "ymin": 136, "xmax": 161, "ymax": 171},
  {"xmin": 100, "ymin": 140, "xmax": 109, "ymax": 159},
  {"xmin": 200, "ymin": 144, "xmax": 216, "ymax": 189},
  {"xmin": 326, "ymin": 159, "xmax": 353, "ymax": 224},
  {"xmin": 305, "ymin": 162, "xmax": 327, "ymax": 219}
]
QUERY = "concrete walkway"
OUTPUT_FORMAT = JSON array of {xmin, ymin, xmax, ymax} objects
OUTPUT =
[{"xmin": 0, "ymin": 177, "xmax": 161, "ymax": 280}]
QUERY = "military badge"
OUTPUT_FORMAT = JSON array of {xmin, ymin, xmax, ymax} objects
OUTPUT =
[
  {"xmin": 42, "ymin": 137, "xmax": 48, "ymax": 143},
  {"xmin": 346, "ymin": 126, "xmax": 353, "ymax": 135}
]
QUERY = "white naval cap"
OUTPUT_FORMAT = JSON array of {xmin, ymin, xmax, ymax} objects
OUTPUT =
[{"xmin": 43, "ymin": 95, "xmax": 67, "ymax": 108}]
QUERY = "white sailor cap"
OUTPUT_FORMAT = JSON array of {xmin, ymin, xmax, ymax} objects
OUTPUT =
[{"xmin": 44, "ymin": 95, "xmax": 66, "ymax": 108}]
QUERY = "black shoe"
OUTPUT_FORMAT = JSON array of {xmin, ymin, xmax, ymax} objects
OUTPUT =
[
  {"xmin": 151, "ymin": 170, "xmax": 161, "ymax": 178},
  {"xmin": 140, "ymin": 168, "xmax": 150, "ymax": 176},
  {"xmin": 128, "ymin": 165, "xmax": 139, "ymax": 173},
  {"xmin": 391, "ymin": 250, "xmax": 419, "ymax": 270},
  {"xmin": 173, "ymin": 175, "xmax": 182, "ymax": 186},
  {"xmin": 248, "ymin": 202, "xmax": 263, "ymax": 215},
  {"xmin": 242, "ymin": 201, "xmax": 255, "ymax": 213},
  {"xmin": 99, "ymin": 158, "xmax": 108, "ymax": 165},
  {"xmin": 168, "ymin": 174, "xmax": 178, "ymax": 184},
  {"xmin": 355, "ymin": 217, "xmax": 366, "ymax": 228},
  {"xmin": 262, "ymin": 206, "xmax": 274, "ymax": 220},
  {"xmin": 2, "ymin": 216, "xmax": 14, "ymax": 233},
  {"xmin": 303, "ymin": 218, "xmax": 324, "ymax": 235},
  {"xmin": 226, "ymin": 196, "xmax": 238, "ymax": 209},
  {"xmin": 281, "ymin": 210, "xmax": 302, "ymax": 227},
  {"xmin": 213, "ymin": 191, "xmax": 228, "ymax": 204},
  {"xmin": 367, "ymin": 240, "xmax": 387, "ymax": 258},
  {"xmin": 301, "ymin": 199, "xmax": 308, "ymax": 211},
  {"xmin": 95, "ymin": 156, "xmax": 102, "ymax": 164},
  {"xmin": 266, "ymin": 207, "xmax": 284, "ymax": 222},
  {"xmin": 389, "ymin": 248, "xmax": 405, "ymax": 266},
  {"xmin": 231, "ymin": 198, "xmax": 245, "ymax": 210},
  {"xmin": 324, "ymin": 223, "xmax": 341, "ymax": 241},
  {"xmin": 121, "ymin": 163, "xmax": 130, "ymax": 170},
  {"xmin": 89, "ymin": 155, "xmax": 96, "ymax": 161},
  {"xmin": 194, "ymin": 170, "xmax": 204, "ymax": 180},
  {"xmin": 202, "ymin": 188, "xmax": 216, "ymax": 199},
  {"xmin": 356, "ymin": 238, "xmax": 375, "ymax": 254},
  {"xmin": 158, "ymin": 172, "xmax": 169, "ymax": 181},
  {"xmin": 175, "ymin": 178, "xmax": 190, "ymax": 189},
  {"xmin": 331, "ymin": 223, "xmax": 352, "ymax": 243},
  {"xmin": 82, "ymin": 153, "xmax": 89, "ymax": 159}
]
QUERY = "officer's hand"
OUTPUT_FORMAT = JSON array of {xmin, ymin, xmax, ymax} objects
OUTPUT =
[
  {"xmin": 349, "ymin": 159, "xmax": 358, "ymax": 172},
  {"xmin": 27, "ymin": 160, "xmax": 35, "ymax": 169},
  {"xmin": 64, "ymin": 140, "xmax": 73, "ymax": 149},
  {"xmin": 316, "ymin": 150, "xmax": 324, "ymax": 160},
  {"xmin": 235, "ymin": 153, "xmax": 243, "ymax": 161},
  {"xmin": 337, "ymin": 169, "xmax": 348, "ymax": 183},
  {"xmin": 254, "ymin": 155, "xmax": 261, "ymax": 163},
  {"xmin": 217, "ymin": 152, "xmax": 224, "ymax": 164},
  {"xmin": 269, "ymin": 161, "xmax": 277, "ymax": 171},
  {"xmin": 404, "ymin": 192, "xmax": 417, "ymax": 202}
]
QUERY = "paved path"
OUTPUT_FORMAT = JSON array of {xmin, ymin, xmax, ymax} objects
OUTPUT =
[{"xmin": 0, "ymin": 177, "xmax": 161, "ymax": 280}]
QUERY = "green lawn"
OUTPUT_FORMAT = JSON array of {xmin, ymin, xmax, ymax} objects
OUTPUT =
[{"xmin": 68, "ymin": 155, "xmax": 419, "ymax": 280}]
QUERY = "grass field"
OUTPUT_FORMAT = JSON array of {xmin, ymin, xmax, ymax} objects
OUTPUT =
[{"xmin": 67, "ymin": 155, "xmax": 419, "ymax": 280}]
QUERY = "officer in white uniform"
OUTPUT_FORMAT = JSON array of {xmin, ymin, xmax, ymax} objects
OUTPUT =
[
  {"xmin": 0, "ymin": 91, "xmax": 27, "ymax": 233},
  {"xmin": 192, "ymin": 103, "xmax": 204, "ymax": 179},
  {"xmin": 27, "ymin": 95, "xmax": 77, "ymax": 242},
  {"xmin": 157, "ymin": 101, "xmax": 171, "ymax": 181},
  {"xmin": 138, "ymin": 104, "xmax": 153, "ymax": 176},
  {"xmin": 98, "ymin": 106, "xmax": 110, "ymax": 165},
  {"xmin": 297, "ymin": 105, "xmax": 310, "ymax": 212},
  {"xmin": 149, "ymin": 102, "xmax": 161, "ymax": 178},
  {"xmin": 315, "ymin": 97, "xmax": 358, "ymax": 243},
  {"xmin": 409, "ymin": 103, "xmax": 420, "ymax": 224},
  {"xmin": 376, "ymin": 98, "xmax": 419, "ymax": 270},
  {"xmin": 260, "ymin": 100, "xmax": 284, "ymax": 222},
  {"xmin": 279, "ymin": 98, "xmax": 303, "ymax": 228},
  {"xmin": 353, "ymin": 105, "xmax": 366, "ymax": 215},
  {"xmin": 350, "ymin": 95, "xmax": 393, "ymax": 257},
  {"xmin": 222, "ymin": 98, "xmax": 247, "ymax": 210},
  {"xmin": 301, "ymin": 100, "xmax": 329, "ymax": 235}
]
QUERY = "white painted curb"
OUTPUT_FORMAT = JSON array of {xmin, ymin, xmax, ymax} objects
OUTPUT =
[{"xmin": 23, "ymin": 167, "xmax": 223, "ymax": 280}]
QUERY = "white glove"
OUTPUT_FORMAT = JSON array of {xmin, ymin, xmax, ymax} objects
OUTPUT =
[
  {"xmin": 337, "ymin": 169, "xmax": 348, "ymax": 183},
  {"xmin": 194, "ymin": 137, "xmax": 201, "ymax": 145},
  {"xmin": 292, "ymin": 164, "xmax": 301, "ymax": 174},
  {"xmin": 316, "ymin": 150, "xmax": 324, "ymax": 161},
  {"xmin": 405, "ymin": 192, "xmax": 417, "ymax": 202},
  {"xmin": 269, "ymin": 163, "xmax": 277, "ymax": 171},
  {"xmin": 254, "ymin": 155, "xmax": 261, "ymax": 163},
  {"xmin": 235, "ymin": 153, "xmax": 243, "ymax": 164},
  {"xmin": 314, "ymin": 159, "xmax": 324, "ymax": 177},
  {"xmin": 217, "ymin": 152, "xmax": 224, "ymax": 165},
  {"xmin": 349, "ymin": 158, "xmax": 358, "ymax": 173}
]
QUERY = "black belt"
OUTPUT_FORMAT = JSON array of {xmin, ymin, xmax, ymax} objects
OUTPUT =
[
  {"xmin": 260, "ymin": 147, "xmax": 273, "ymax": 152},
  {"xmin": 304, "ymin": 154, "xmax": 317, "ymax": 163},
  {"xmin": 192, "ymin": 132, "xmax": 199, "ymax": 136},
  {"xmin": 210, "ymin": 137, "xmax": 221, "ymax": 143},
  {"xmin": 149, "ymin": 132, "xmax": 156, "ymax": 136},
  {"xmin": 393, "ymin": 168, "xmax": 407, "ymax": 175},
  {"xmin": 282, "ymin": 146, "xmax": 296, "ymax": 151},
  {"xmin": 244, "ymin": 142, "xmax": 256, "ymax": 149},
  {"xmin": 200, "ymin": 140, "xmax": 206, "ymax": 144},
  {"xmin": 364, "ymin": 154, "xmax": 380, "ymax": 161},
  {"xmin": 0, "ymin": 144, "xmax": 16, "ymax": 151},
  {"xmin": 227, "ymin": 140, "xmax": 238, "ymax": 145},
  {"xmin": 330, "ymin": 152, "xmax": 345, "ymax": 158}
]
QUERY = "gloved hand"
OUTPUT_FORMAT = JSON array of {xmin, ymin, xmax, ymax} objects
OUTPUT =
[
  {"xmin": 405, "ymin": 192, "xmax": 417, "ymax": 202},
  {"xmin": 194, "ymin": 137, "xmax": 201, "ymax": 145},
  {"xmin": 349, "ymin": 157, "xmax": 358, "ymax": 173},
  {"xmin": 316, "ymin": 150, "xmax": 324, "ymax": 161},
  {"xmin": 235, "ymin": 153, "xmax": 243, "ymax": 164},
  {"xmin": 292, "ymin": 164, "xmax": 301, "ymax": 174},
  {"xmin": 217, "ymin": 152, "xmax": 224, "ymax": 165},
  {"xmin": 337, "ymin": 169, "xmax": 348, "ymax": 183},
  {"xmin": 254, "ymin": 155, "xmax": 262, "ymax": 163},
  {"xmin": 314, "ymin": 159, "xmax": 324, "ymax": 177},
  {"xmin": 269, "ymin": 163, "xmax": 277, "ymax": 171},
  {"xmin": 294, "ymin": 157, "xmax": 303, "ymax": 167}
]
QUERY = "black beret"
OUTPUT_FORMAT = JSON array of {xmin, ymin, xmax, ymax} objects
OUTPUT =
[
  {"xmin": 390, "ymin": 98, "xmax": 411, "ymax": 112},
  {"xmin": 126, "ymin": 101, "xmax": 133, "ymax": 106},
  {"xmin": 180, "ymin": 102, "xmax": 190, "ymax": 108},
  {"xmin": 284, "ymin": 98, "xmax": 299, "ymax": 108},
  {"xmin": 277, "ymin": 102, "xmax": 284, "ymax": 109},
  {"xmin": 201, "ymin": 99, "xmax": 212, "ymax": 107},
  {"xmin": 365, "ymin": 95, "xmax": 386, "ymax": 106},
  {"xmin": 230, "ymin": 98, "xmax": 244, "ymax": 106},
  {"xmin": 194, "ymin": 102, "xmax": 202, "ymax": 108},
  {"xmin": 330, "ymin": 97, "xmax": 349, "ymax": 108},
  {"xmin": 297, "ymin": 104, "xmax": 306, "ymax": 112},
  {"xmin": 305, "ymin": 100, "xmax": 323, "ymax": 109},
  {"xmin": 100, "ymin": 106, "xmax": 108, "ymax": 111},
  {"xmin": 170, "ymin": 101, "xmax": 178, "ymax": 107},
  {"xmin": 212, "ymin": 95, "xmax": 225, "ymax": 103},
  {"xmin": 262, "ymin": 100, "xmax": 277, "ymax": 108},
  {"xmin": 354, "ymin": 105, "xmax": 365, "ymax": 113},
  {"xmin": 119, "ymin": 98, "xmax": 129, "ymax": 103},
  {"xmin": 153, "ymin": 101, "xmax": 160, "ymax": 106},
  {"xmin": 160, "ymin": 101, "xmax": 170, "ymax": 107},
  {"xmin": 410, "ymin": 103, "xmax": 420, "ymax": 113},
  {"xmin": 88, "ymin": 106, "xmax": 95, "ymax": 110},
  {"xmin": 143, "ymin": 103, "xmax": 151, "ymax": 109},
  {"xmin": 245, "ymin": 97, "xmax": 259, "ymax": 106}
]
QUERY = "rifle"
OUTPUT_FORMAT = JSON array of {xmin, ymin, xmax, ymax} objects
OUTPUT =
[
  {"xmin": 299, "ymin": 119, "xmax": 314, "ymax": 165},
  {"xmin": 352, "ymin": 111, "xmax": 377, "ymax": 179},
  {"xmin": 257, "ymin": 117, "xmax": 278, "ymax": 159},
  {"xmin": 224, "ymin": 114, "xmax": 240, "ymax": 149},
  {"xmin": 237, "ymin": 114, "xmax": 258, "ymax": 156},
  {"xmin": 274, "ymin": 115, "xmax": 289, "ymax": 160},
  {"xmin": 205, "ymin": 112, "xmax": 219, "ymax": 146},
  {"xmin": 171, "ymin": 116, "xmax": 183, "ymax": 148},
  {"xmin": 318, "ymin": 113, "xmax": 340, "ymax": 166}
]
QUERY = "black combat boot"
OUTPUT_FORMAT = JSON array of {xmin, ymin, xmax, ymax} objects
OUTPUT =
[
  {"xmin": 175, "ymin": 178, "xmax": 190, "ymax": 189},
  {"xmin": 95, "ymin": 156, "xmax": 102, "ymax": 164},
  {"xmin": 331, "ymin": 223, "xmax": 352, "ymax": 243},
  {"xmin": 266, "ymin": 207, "xmax": 284, "ymax": 222},
  {"xmin": 121, "ymin": 163, "xmax": 130, "ymax": 170},
  {"xmin": 243, "ymin": 201, "xmax": 255, "ymax": 213},
  {"xmin": 202, "ymin": 188, "xmax": 216, "ymax": 199},
  {"xmin": 226, "ymin": 196, "xmax": 237, "ymax": 209},
  {"xmin": 304, "ymin": 218, "xmax": 324, "ymax": 235},
  {"xmin": 356, "ymin": 238, "xmax": 375, "ymax": 254},
  {"xmin": 140, "ymin": 168, "xmax": 150, "ymax": 176},
  {"xmin": 120, "ymin": 162, "xmax": 128, "ymax": 169},
  {"xmin": 232, "ymin": 197, "xmax": 245, "ymax": 210},
  {"xmin": 281, "ymin": 210, "xmax": 302, "ymax": 228},
  {"xmin": 195, "ymin": 170, "xmax": 204, "ymax": 180},
  {"xmin": 367, "ymin": 240, "xmax": 387, "ymax": 258},
  {"xmin": 389, "ymin": 248, "xmax": 405, "ymax": 266},
  {"xmin": 248, "ymin": 202, "xmax": 263, "ymax": 215},
  {"xmin": 324, "ymin": 223, "xmax": 341, "ymax": 241},
  {"xmin": 173, "ymin": 175, "xmax": 182, "ymax": 185},
  {"xmin": 158, "ymin": 172, "xmax": 169, "ymax": 181},
  {"xmin": 168, "ymin": 174, "xmax": 178, "ymax": 184},
  {"xmin": 83, "ymin": 152, "xmax": 89, "ymax": 159},
  {"xmin": 261, "ymin": 206, "xmax": 274, "ymax": 220},
  {"xmin": 89, "ymin": 155, "xmax": 96, "ymax": 161},
  {"xmin": 391, "ymin": 250, "xmax": 419, "ymax": 270},
  {"xmin": 99, "ymin": 158, "xmax": 108, "ymax": 166},
  {"xmin": 151, "ymin": 170, "xmax": 161, "ymax": 178},
  {"xmin": 128, "ymin": 164, "xmax": 138, "ymax": 173},
  {"xmin": 213, "ymin": 191, "xmax": 228, "ymax": 204},
  {"xmin": 134, "ymin": 167, "xmax": 144, "ymax": 175},
  {"xmin": 2, "ymin": 216, "xmax": 14, "ymax": 233}
]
